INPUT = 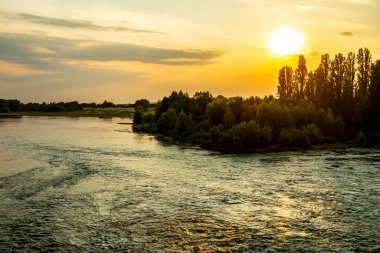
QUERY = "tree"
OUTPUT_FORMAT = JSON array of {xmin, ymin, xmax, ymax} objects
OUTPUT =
[
  {"xmin": 0, "ymin": 99, "xmax": 10, "ymax": 113},
  {"xmin": 133, "ymin": 110, "xmax": 143, "ymax": 124},
  {"xmin": 223, "ymin": 109, "xmax": 237, "ymax": 129},
  {"xmin": 331, "ymin": 53, "xmax": 345, "ymax": 114},
  {"xmin": 305, "ymin": 71, "xmax": 315, "ymax": 102},
  {"xmin": 356, "ymin": 48, "xmax": 372, "ymax": 97},
  {"xmin": 206, "ymin": 96, "xmax": 227, "ymax": 125},
  {"xmin": 318, "ymin": 54, "xmax": 332, "ymax": 109},
  {"xmin": 174, "ymin": 111, "xmax": 194, "ymax": 140},
  {"xmin": 228, "ymin": 96, "xmax": 244, "ymax": 123},
  {"xmin": 279, "ymin": 128, "xmax": 292, "ymax": 147},
  {"xmin": 193, "ymin": 91, "xmax": 213, "ymax": 114},
  {"xmin": 157, "ymin": 108, "xmax": 177, "ymax": 134},
  {"xmin": 294, "ymin": 55, "xmax": 308, "ymax": 98},
  {"xmin": 168, "ymin": 90, "xmax": 190, "ymax": 114},
  {"xmin": 277, "ymin": 66, "xmax": 293, "ymax": 99},
  {"xmin": 101, "ymin": 100, "xmax": 114, "ymax": 107},
  {"xmin": 355, "ymin": 48, "xmax": 372, "ymax": 123},
  {"xmin": 369, "ymin": 60, "xmax": 380, "ymax": 115},
  {"xmin": 342, "ymin": 52, "xmax": 355, "ymax": 123},
  {"xmin": 134, "ymin": 99, "xmax": 150, "ymax": 112},
  {"xmin": 303, "ymin": 123, "xmax": 322, "ymax": 145}
]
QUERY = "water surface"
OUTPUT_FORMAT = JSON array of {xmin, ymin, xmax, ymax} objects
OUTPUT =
[{"xmin": 0, "ymin": 117, "xmax": 379, "ymax": 252}]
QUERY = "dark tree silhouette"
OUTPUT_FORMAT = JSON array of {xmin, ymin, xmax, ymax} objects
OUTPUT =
[
  {"xmin": 342, "ymin": 52, "xmax": 356, "ymax": 123},
  {"xmin": 370, "ymin": 60, "xmax": 380, "ymax": 115},
  {"xmin": 134, "ymin": 99, "xmax": 150, "ymax": 112},
  {"xmin": 277, "ymin": 66, "xmax": 293, "ymax": 99},
  {"xmin": 356, "ymin": 48, "xmax": 372, "ymax": 97},
  {"xmin": 294, "ymin": 55, "xmax": 308, "ymax": 98},
  {"xmin": 331, "ymin": 53, "xmax": 345, "ymax": 115},
  {"xmin": 305, "ymin": 71, "xmax": 316, "ymax": 102}
]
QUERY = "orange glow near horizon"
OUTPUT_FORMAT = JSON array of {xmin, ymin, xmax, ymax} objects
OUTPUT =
[{"xmin": 0, "ymin": 1, "xmax": 379, "ymax": 103}]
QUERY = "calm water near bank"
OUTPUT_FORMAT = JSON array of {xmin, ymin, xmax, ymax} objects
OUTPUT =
[{"xmin": 0, "ymin": 116, "xmax": 379, "ymax": 252}]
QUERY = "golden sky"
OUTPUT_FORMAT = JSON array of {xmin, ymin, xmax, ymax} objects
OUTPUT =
[{"xmin": 0, "ymin": 0, "xmax": 379, "ymax": 103}]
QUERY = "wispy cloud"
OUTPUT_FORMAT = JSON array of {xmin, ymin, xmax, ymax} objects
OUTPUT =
[
  {"xmin": 309, "ymin": 51, "xmax": 320, "ymax": 56},
  {"xmin": 0, "ymin": 33, "xmax": 225, "ymax": 67},
  {"xmin": 293, "ymin": 5, "xmax": 319, "ymax": 11},
  {"xmin": 19, "ymin": 13, "xmax": 162, "ymax": 34},
  {"xmin": 339, "ymin": 31, "xmax": 354, "ymax": 36}
]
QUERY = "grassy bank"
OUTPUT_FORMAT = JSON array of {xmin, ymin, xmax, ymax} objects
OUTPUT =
[{"xmin": 18, "ymin": 107, "xmax": 134, "ymax": 118}]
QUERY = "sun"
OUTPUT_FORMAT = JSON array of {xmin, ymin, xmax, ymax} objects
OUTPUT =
[{"xmin": 268, "ymin": 29, "xmax": 304, "ymax": 56}]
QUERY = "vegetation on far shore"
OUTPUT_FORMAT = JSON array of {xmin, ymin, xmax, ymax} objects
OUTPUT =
[
  {"xmin": 0, "ymin": 100, "xmax": 142, "ymax": 118},
  {"xmin": 19, "ymin": 107, "xmax": 135, "ymax": 118},
  {"xmin": 133, "ymin": 48, "xmax": 380, "ymax": 153}
]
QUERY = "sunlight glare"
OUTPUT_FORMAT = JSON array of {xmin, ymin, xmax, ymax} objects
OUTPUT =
[{"xmin": 268, "ymin": 29, "xmax": 304, "ymax": 56}]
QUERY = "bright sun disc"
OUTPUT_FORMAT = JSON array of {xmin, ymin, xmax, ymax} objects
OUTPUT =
[{"xmin": 268, "ymin": 29, "xmax": 304, "ymax": 56}]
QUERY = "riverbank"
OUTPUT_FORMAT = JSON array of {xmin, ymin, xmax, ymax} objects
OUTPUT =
[
  {"xmin": 3, "ymin": 107, "xmax": 134, "ymax": 118},
  {"xmin": 133, "ymin": 123, "xmax": 376, "ymax": 154},
  {"xmin": 0, "ymin": 113, "xmax": 22, "ymax": 118}
]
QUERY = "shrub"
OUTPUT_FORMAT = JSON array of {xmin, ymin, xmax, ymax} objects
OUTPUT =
[
  {"xmin": 133, "ymin": 110, "xmax": 143, "ymax": 124},
  {"xmin": 303, "ymin": 123, "xmax": 323, "ymax": 145},
  {"xmin": 279, "ymin": 128, "xmax": 292, "ymax": 147},
  {"xmin": 355, "ymin": 131, "xmax": 368, "ymax": 145}
]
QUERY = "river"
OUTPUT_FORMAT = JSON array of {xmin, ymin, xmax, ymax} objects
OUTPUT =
[{"xmin": 0, "ymin": 116, "xmax": 379, "ymax": 252}]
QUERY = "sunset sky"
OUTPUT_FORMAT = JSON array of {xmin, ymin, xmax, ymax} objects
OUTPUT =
[{"xmin": 0, "ymin": 0, "xmax": 379, "ymax": 103}]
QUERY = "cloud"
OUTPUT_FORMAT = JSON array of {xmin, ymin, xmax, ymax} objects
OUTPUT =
[
  {"xmin": 339, "ymin": 31, "xmax": 354, "ymax": 36},
  {"xmin": 0, "ymin": 33, "xmax": 225, "ymax": 67},
  {"xmin": 65, "ymin": 43, "xmax": 225, "ymax": 65},
  {"xmin": 309, "ymin": 51, "xmax": 320, "ymax": 56},
  {"xmin": 19, "ymin": 13, "xmax": 162, "ymax": 34},
  {"xmin": 293, "ymin": 5, "xmax": 319, "ymax": 11}
]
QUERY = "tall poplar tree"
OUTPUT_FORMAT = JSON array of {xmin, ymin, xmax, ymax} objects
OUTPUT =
[
  {"xmin": 342, "ymin": 52, "xmax": 355, "ymax": 123},
  {"xmin": 294, "ymin": 55, "xmax": 308, "ymax": 99},
  {"xmin": 277, "ymin": 66, "xmax": 293, "ymax": 99},
  {"xmin": 331, "ymin": 53, "xmax": 346, "ymax": 114}
]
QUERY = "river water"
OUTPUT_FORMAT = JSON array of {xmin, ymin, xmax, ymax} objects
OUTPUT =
[{"xmin": 0, "ymin": 116, "xmax": 379, "ymax": 252}]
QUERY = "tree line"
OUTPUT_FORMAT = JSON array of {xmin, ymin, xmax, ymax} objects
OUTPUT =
[
  {"xmin": 278, "ymin": 48, "xmax": 380, "ymax": 132},
  {"xmin": 133, "ymin": 48, "xmax": 380, "ymax": 153},
  {"xmin": 0, "ymin": 99, "xmax": 142, "ymax": 113}
]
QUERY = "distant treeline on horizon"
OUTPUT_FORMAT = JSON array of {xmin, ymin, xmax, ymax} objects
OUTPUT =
[
  {"xmin": 133, "ymin": 47, "xmax": 380, "ymax": 152},
  {"xmin": 0, "ymin": 99, "xmax": 155, "ymax": 113}
]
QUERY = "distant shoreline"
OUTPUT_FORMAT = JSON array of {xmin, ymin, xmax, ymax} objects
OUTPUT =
[{"xmin": 0, "ymin": 107, "xmax": 134, "ymax": 118}]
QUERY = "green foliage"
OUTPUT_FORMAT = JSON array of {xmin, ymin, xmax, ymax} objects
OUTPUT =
[
  {"xmin": 134, "ymin": 99, "xmax": 150, "ymax": 112},
  {"xmin": 303, "ymin": 124, "xmax": 323, "ymax": 145},
  {"xmin": 0, "ymin": 99, "xmax": 22, "ymax": 113},
  {"xmin": 206, "ymin": 96, "xmax": 227, "ymax": 125},
  {"xmin": 134, "ymin": 46, "xmax": 380, "ymax": 153},
  {"xmin": 290, "ymin": 128, "xmax": 311, "ymax": 148},
  {"xmin": 222, "ymin": 109, "xmax": 237, "ymax": 129},
  {"xmin": 0, "ymin": 99, "xmax": 10, "ymax": 113},
  {"xmin": 143, "ymin": 112, "xmax": 155, "ymax": 124},
  {"xmin": 355, "ymin": 131, "xmax": 368, "ymax": 145},
  {"xmin": 279, "ymin": 127, "xmax": 311, "ymax": 148},
  {"xmin": 370, "ymin": 60, "xmax": 380, "ymax": 115},
  {"xmin": 23, "ymin": 101, "xmax": 82, "ymax": 112},
  {"xmin": 134, "ymin": 88, "xmax": 356, "ymax": 152},
  {"xmin": 279, "ymin": 128, "xmax": 292, "ymax": 147},
  {"xmin": 174, "ymin": 111, "xmax": 194, "ymax": 140},
  {"xmin": 101, "ymin": 100, "xmax": 114, "ymax": 107},
  {"xmin": 157, "ymin": 108, "xmax": 177, "ymax": 135},
  {"xmin": 133, "ymin": 110, "xmax": 143, "ymax": 124},
  {"xmin": 260, "ymin": 125, "xmax": 272, "ymax": 146}
]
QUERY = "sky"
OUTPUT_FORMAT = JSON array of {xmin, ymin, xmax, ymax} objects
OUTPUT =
[{"xmin": 0, "ymin": 0, "xmax": 379, "ymax": 103}]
